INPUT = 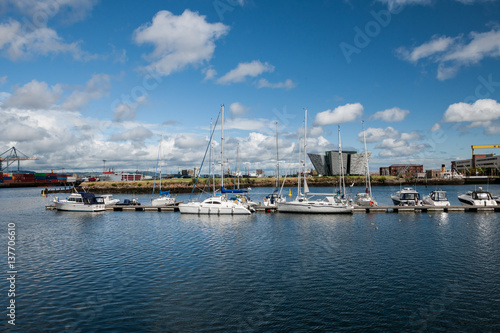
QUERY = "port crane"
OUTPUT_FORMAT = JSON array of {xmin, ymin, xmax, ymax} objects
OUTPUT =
[
  {"xmin": 0, "ymin": 147, "xmax": 39, "ymax": 172},
  {"xmin": 471, "ymin": 144, "xmax": 500, "ymax": 156}
]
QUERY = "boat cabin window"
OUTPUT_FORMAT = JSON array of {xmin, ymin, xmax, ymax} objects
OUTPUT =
[
  {"xmin": 433, "ymin": 192, "xmax": 447, "ymax": 201},
  {"xmin": 402, "ymin": 193, "xmax": 419, "ymax": 200},
  {"xmin": 207, "ymin": 201, "xmax": 221, "ymax": 205},
  {"xmin": 69, "ymin": 197, "xmax": 83, "ymax": 203},
  {"xmin": 475, "ymin": 192, "xmax": 491, "ymax": 200}
]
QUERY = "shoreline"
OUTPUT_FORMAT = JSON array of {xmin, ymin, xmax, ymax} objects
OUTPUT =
[{"xmin": 40, "ymin": 176, "xmax": 499, "ymax": 194}]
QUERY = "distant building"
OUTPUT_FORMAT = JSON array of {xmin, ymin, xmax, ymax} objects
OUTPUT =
[
  {"xmin": 308, "ymin": 150, "xmax": 370, "ymax": 176},
  {"xmin": 452, "ymin": 154, "xmax": 500, "ymax": 172},
  {"xmin": 379, "ymin": 164, "xmax": 423, "ymax": 178}
]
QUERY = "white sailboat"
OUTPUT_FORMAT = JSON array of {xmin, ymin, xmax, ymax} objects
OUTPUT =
[
  {"xmin": 277, "ymin": 109, "xmax": 353, "ymax": 214},
  {"xmin": 263, "ymin": 121, "xmax": 286, "ymax": 207},
  {"xmin": 151, "ymin": 137, "xmax": 176, "ymax": 207},
  {"xmin": 354, "ymin": 120, "xmax": 377, "ymax": 207},
  {"xmin": 179, "ymin": 105, "xmax": 253, "ymax": 215}
]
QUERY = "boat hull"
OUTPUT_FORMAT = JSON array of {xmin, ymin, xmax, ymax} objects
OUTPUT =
[
  {"xmin": 178, "ymin": 200, "xmax": 252, "ymax": 215},
  {"xmin": 54, "ymin": 202, "xmax": 106, "ymax": 212},
  {"xmin": 277, "ymin": 201, "xmax": 353, "ymax": 214},
  {"xmin": 457, "ymin": 196, "xmax": 497, "ymax": 206}
]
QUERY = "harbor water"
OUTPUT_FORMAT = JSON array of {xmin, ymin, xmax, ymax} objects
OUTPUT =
[{"xmin": 2, "ymin": 185, "xmax": 500, "ymax": 332}]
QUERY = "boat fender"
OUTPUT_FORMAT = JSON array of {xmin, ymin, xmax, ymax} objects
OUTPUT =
[
  {"xmin": 369, "ymin": 201, "xmax": 375, "ymax": 207},
  {"xmin": 234, "ymin": 200, "xmax": 238, "ymax": 204}
]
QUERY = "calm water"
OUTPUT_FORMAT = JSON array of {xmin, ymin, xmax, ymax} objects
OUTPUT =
[{"xmin": 2, "ymin": 185, "xmax": 500, "ymax": 332}]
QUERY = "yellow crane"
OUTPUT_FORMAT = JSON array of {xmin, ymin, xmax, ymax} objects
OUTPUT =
[{"xmin": 471, "ymin": 144, "xmax": 500, "ymax": 156}]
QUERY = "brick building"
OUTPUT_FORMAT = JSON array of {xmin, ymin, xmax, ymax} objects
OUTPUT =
[{"xmin": 379, "ymin": 164, "xmax": 423, "ymax": 178}]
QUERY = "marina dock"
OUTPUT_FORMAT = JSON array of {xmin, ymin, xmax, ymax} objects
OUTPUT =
[{"xmin": 46, "ymin": 204, "xmax": 499, "ymax": 213}]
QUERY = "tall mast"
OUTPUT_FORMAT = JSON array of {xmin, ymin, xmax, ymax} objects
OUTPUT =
[
  {"xmin": 303, "ymin": 108, "xmax": 307, "ymax": 192},
  {"xmin": 237, "ymin": 143, "xmax": 240, "ymax": 189},
  {"xmin": 221, "ymin": 104, "xmax": 224, "ymax": 190},
  {"xmin": 275, "ymin": 121, "xmax": 279, "ymax": 189},
  {"xmin": 338, "ymin": 126, "xmax": 346, "ymax": 196},
  {"xmin": 362, "ymin": 120, "xmax": 372, "ymax": 196},
  {"xmin": 209, "ymin": 118, "xmax": 213, "ymax": 194}
]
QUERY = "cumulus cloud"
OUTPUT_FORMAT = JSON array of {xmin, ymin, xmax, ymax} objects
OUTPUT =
[
  {"xmin": 113, "ymin": 95, "xmax": 148, "ymax": 122},
  {"xmin": 443, "ymin": 99, "xmax": 500, "ymax": 122},
  {"xmin": 61, "ymin": 74, "xmax": 111, "ymax": 111},
  {"xmin": 109, "ymin": 126, "xmax": 154, "ymax": 142},
  {"xmin": 400, "ymin": 130, "xmax": 422, "ymax": 140},
  {"xmin": 202, "ymin": 67, "xmax": 217, "ymax": 81},
  {"xmin": 430, "ymin": 123, "xmax": 441, "ymax": 132},
  {"xmin": 256, "ymin": 78, "xmax": 296, "ymax": 89},
  {"xmin": 359, "ymin": 126, "xmax": 399, "ymax": 143},
  {"xmin": 397, "ymin": 28, "xmax": 500, "ymax": 80},
  {"xmin": 229, "ymin": 102, "xmax": 249, "ymax": 117},
  {"xmin": 134, "ymin": 10, "xmax": 229, "ymax": 76},
  {"xmin": 5, "ymin": 0, "xmax": 96, "ymax": 24},
  {"xmin": 217, "ymin": 60, "xmax": 274, "ymax": 84},
  {"xmin": 377, "ymin": 139, "xmax": 429, "ymax": 157},
  {"xmin": 370, "ymin": 107, "xmax": 410, "ymax": 122},
  {"xmin": 313, "ymin": 103, "xmax": 364, "ymax": 126},
  {"xmin": 3, "ymin": 79, "xmax": 62, "ymax": 109}
]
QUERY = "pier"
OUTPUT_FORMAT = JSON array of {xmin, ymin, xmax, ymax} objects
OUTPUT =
[{"xmin": 46, "ymin": 204, "xmax": 499, "ymax": 213}]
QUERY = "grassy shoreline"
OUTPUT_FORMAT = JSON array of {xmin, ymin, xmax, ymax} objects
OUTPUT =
[{"xmin": 75, "ymin": 176, "xmax": 468, "ymax": 194}]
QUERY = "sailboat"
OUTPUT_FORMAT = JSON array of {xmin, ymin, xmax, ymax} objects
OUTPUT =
[
  {"xmin": 151, "ymin": 137, "xmax": 176, "ymax": 207},
  {"xmin": 263, "ymin": 121, "xmax": 286, "ymax": 207},
  {"xmin": 277, "ymin": 109, "xmax": 353, "ymax": 214},
  {"xmin": 179, "ymin": 105, "xmax": 253, "ymax": 215},
  {"xmin": 354, "ymin": 120, "xmax": 377, "ymax": 207}
]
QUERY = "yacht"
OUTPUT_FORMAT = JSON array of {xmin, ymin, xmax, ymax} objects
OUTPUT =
[
  {"xmin": 354, "ymin": 120, "xmax": 377, "ymax": 207},
  {"xmin": 53, "ymin": 192, "xmax": 106, "ymax": 212},
  {"xmin": 458, "ymin": 187, "xmax": 497, "ymax": 206},
  {"xmin": 151, "ymin": 190, "xmax": 176, "ymax": 206},
  {"xmin": 422, "ymin": 190, "xmax": 450, "ymax": 206},
  {"xmin": 178, "ymin": 105, "xmax": 253, "ymax": 215},
  {"xmin": 391, "ymin": 187, "xmax": 422, "ymax": 206},
  {"xmin": 101, "ymin": 194, "xmax": 120, "ymax": 206},
  {"xmin": 277, "ymin": 111, "xmax": 353, "ymax": 214}
]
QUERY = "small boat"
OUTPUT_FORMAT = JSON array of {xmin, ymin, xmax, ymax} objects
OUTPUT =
[
  {"xmin": 458, "ymin": 187, "xmax": 497, "ymax": 206},
  {"xmin": 151, "ymin": 190, "xmax": 176, "ymax": 206},
  {"xmin": 355, "ymin": 191, "xmax": 378, "ymax": 207},
  {"xmin": 391, "ymin": 187, "xmax": 421, "ymax": 206},
  {"xmin": 355, "ymin": 120, "xmax": 377, "ymax": 207},
  {"xmin": 53, "ymin": 192, "xmax": 106, "ymax": 212},
  {"xmin": 115, "ymin": 198, "xmax": 141, "ymax": 206},
  {"xmin": 422, "ymin": 190, "xmax": 450, "ymax": 206},
  {"xmin": 179, "ymin": 195, "xmax": 253, "ymax": 215},
  {"xmin": 263, "ymin": 191, "xmax": 286, "ymax": 208},
  {"xmin": 101, "ymin": 194, "xmax": 120, "ymax": 206}
]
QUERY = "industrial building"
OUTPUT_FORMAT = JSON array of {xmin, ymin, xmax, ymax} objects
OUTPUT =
[
  {"xmin": 379, "ymin": 164, "xmax": 423, "ymax": 178},
  {"xmin": 308, "ymin": 150, "xmax": 370, "ymax": 176},
  {"xmin": 452, "ymin": 154, "xmax": 500, "ymax": 172}
]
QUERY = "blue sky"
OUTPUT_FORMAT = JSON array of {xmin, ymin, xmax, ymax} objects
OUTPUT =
[{"xmin": 1, "ymin": 0, "xmax": 500, "ymax": 174}]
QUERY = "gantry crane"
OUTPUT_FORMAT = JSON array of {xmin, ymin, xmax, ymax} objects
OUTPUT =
[
  {"xmin": 0, "ymin": 147, "xmax": 39, "ymax": 172},
  {"xmin": 471, "ymin": 145, "xmax": 500, "ymax": 168}
]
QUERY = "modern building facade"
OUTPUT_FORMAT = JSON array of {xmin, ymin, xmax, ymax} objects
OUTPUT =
[
  {"xmin": 452, "ymin": 154, "xmax": 500, "ymax": 172},
  {"xmin": 308, "ymin": 150, "xmax": 370, "ymax": 176}
]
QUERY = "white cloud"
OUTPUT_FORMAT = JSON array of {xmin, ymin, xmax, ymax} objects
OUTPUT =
[
  {"xmin": 400, "ymin": 130, "xmax": 422, "ymax": 140},
  {"xmin": 370, "ymin": 107, "xmax": 410, "ymax": 122},
  {"xmin": 3, "ymin": 79, "xmax": 62, "ymax": 109},
  {"xmin": 256, "ymin": 78, "xmax": 296, "ymax": 89},
  {"xmin": 359, "ymin": 126, "xmax": 399, "ymax": 143},
  {"xmin": 202, "ymin": 67, "xmax": 217, "ymax": 81},
  {"xmin": 229, "ymin": 102, "xmax": 249, "ymax": 117},
  {"xmin": 134, "ymin": 10, "xmax": 229, "ymax": 76},
  {"xmin": 6, "ymin": 0, "xmax": 96, "ymax": 24},
  {"xmin": 313, "ymin": 103, "xmax": 364, "ymax": 126},
  {"xmin": 398, "ymin": 28, "xmax": 500, "ymax": 80},
  {"xmin": 217, "ymin": 60, "xmax": 274, "ymax": 84},
  {"xmin": 377, "ymin": 139, "xmax": 428, "ymax": 157},
  {"xmin": 430, "ymin": 123, "xmax": 441, "ymax": 132},
  {"xmin": 443, "ymin": 99, "xmax": 500, "ymax": 122},
  {"xmin": 113, "ymin": 95, "xmax": 148, "ymax": 122},
  {"xmin": 0, "ymin": 20, "xmax": 92, "ymax": 61},
  {"xmin": 61, "ymin": 74, "xmax": 111, "ymax": 111},
  {"xmin": 110, "ymin": 126, "xmax": 154, "ymax": 142}
]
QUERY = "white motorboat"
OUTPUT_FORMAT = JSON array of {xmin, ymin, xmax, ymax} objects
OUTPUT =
[
  {"xmin": 391, "ymin": 187, "xmax": 422, "ymax": 206},
  {"xmin": 263, "ymin": 191, "xmax": 286, "ymax": 207},
  {"xmin": 277, "ymin": 111, "xmax": 352, "ymax": 214},
  {"xmin": 422, "ymin": 190, "xmax": 450, "ymax": 206},
  {"xmin": 101, "ymin": 194, "xmax": 120, "ymax": 206},
  {"xmin": 458, "ymin": 187, "xmax": 497, "ymax": 206},
  {"xmin": 179, "ymin": 105, "xmax": 252, "ymax": 215},
  {"xmin": 53, "ymin": 192, "xmax": 106, "ymax": 212}
]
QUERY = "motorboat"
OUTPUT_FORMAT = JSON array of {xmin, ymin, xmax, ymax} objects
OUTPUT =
[
  {"xmin": 391, "ymin": 187, "xmax": 422, "ymax": 206},
  {"xmin": 101, "ymin": 194, "xmax": 120, "ymax": 206},
  {"xmin": 458, "ymin": 187, "xmax": 497, "ymax": 206},
  {"xmin": 115, "ymin": 198, "xmax": 141, "ymax": 206},
  {"xmin": 151, "ymin": 190, "xmax": 176, "ymax": 206},
  {"xmin": 422, "ymin": 190, "xmax": 450, "ymax": 206},
  {"xmin": 179, "ymin": 195, "xmax": 253, "ymax": 215},
  {"xmin": 53, "ymin": 192, "xmax": 106, "ymax": 212},
  {"xmin": 263, "ymin": 191, "xmax": 286, "ymax": 208}
]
